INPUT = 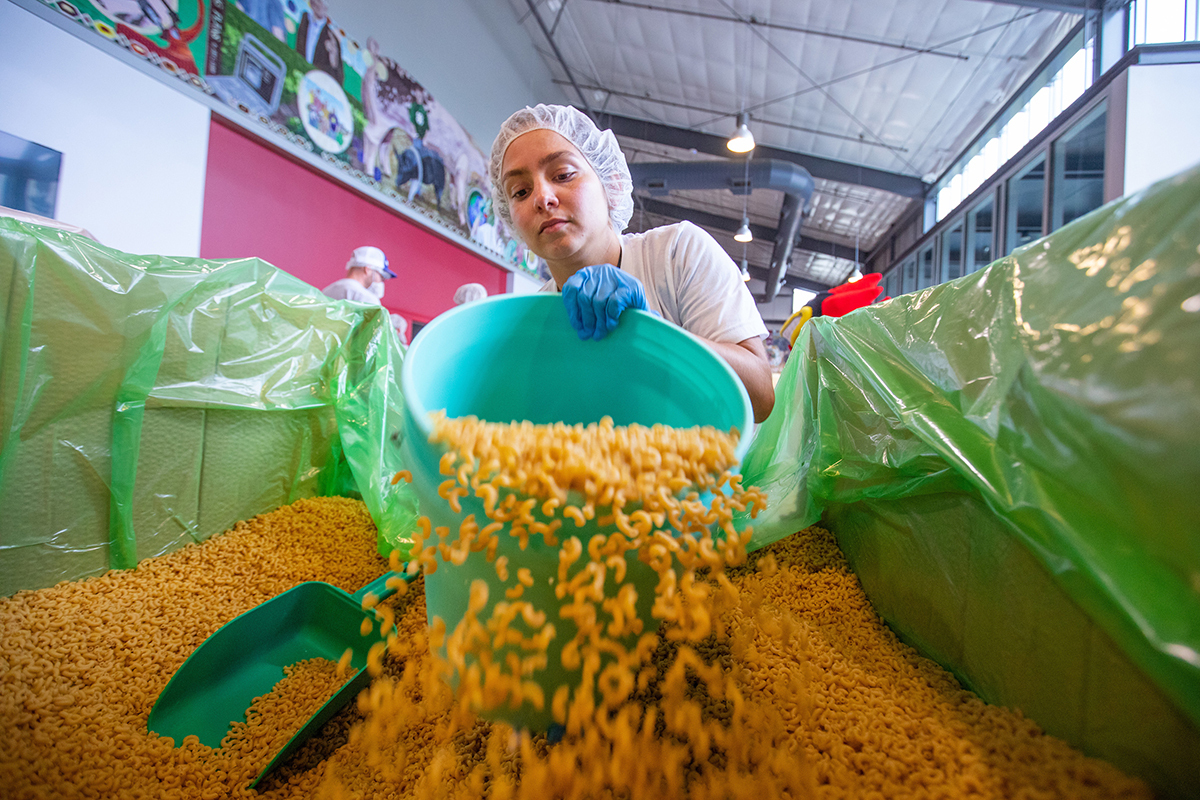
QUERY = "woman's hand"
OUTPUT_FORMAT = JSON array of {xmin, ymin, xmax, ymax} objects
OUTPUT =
[{"xmin": 561, "ymin": 265, "xmax": 652, "ymax": 340}]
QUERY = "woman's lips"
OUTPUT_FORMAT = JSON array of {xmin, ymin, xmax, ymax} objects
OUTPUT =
[{"xmin": 540, "ymin": 218, "xmax": 568, "ymax": 234}]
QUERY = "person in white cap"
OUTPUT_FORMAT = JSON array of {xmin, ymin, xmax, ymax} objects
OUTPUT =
[
  {"xmin": 489, "ymin": 104, "xmax": 774, "ymax": 422},
  {"xmin": 453, "ymin": 283, "xmax": 488, "ymax": 305},
  {"xmin": 322, "ymin": 245, "xmax": 396, "ymax": 304}
]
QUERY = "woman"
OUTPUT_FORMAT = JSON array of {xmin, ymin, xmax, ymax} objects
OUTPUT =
[{"xmin": 488, "ymin": 104, "xmax": 775, "ymax": 422}]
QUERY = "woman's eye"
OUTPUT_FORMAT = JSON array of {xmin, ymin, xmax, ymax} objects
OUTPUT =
[
  {"xmin": 556, "ymin": 170, "xmax": 576, "ymax": 182},
  {"xmin": 510, "ymin": 187, "xmax": 528, "ymax": 200}
]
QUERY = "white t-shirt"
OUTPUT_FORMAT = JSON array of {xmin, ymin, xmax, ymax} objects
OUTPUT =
[
  {"xmin": 540, "ymin": 221, "xmax": 768, "ymax": 344},
  {"xmin": 323, "ymin": 277, "xmax": 381, "ymax": 305}
]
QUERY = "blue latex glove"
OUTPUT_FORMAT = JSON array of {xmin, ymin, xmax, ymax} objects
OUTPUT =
[{"xmin": 561, "ymin": 264, "xmax": 651, "ymax": 341}]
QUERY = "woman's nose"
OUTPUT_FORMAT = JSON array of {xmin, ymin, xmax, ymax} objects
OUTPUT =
[{"xmin": 533, "ymin": 180, "xmax": 558, "ymax": 211}]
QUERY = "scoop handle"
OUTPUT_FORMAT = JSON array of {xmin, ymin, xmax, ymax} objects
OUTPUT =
[{"xmin": 351, "ymin": 568, "xmax": 414, "ymax": 605}]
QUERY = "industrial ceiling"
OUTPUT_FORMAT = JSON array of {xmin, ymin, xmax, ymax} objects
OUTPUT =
[{"xmin": 489, "ymin": 0, "xmax": 1086, "ymax": 297}]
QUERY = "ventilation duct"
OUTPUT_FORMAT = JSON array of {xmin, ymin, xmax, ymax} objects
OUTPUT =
[{"xmin": 629, "ymin": 159, "xmax": 814, "ymax": 303}]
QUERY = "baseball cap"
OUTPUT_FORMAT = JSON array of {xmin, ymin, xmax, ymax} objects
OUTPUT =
[{"xmin": 346, "ymin": 245, "xmax": 396, "ymax": 278}]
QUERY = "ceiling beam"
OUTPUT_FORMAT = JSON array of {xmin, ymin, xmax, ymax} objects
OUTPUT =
[
  {"xmin": 524, "ymin": 0, "xmax": 593, "ymax": 114},
  {"xmin": 967, "ymin": 0, "xmax": 1092, "ymax": 13},
  {"xmin": 635, "ymin": 198, "xmax": 849, "ymax": 293},
  {"xmin": 798, "ymin": 237, "xmax": 867, "ymax": 264},
  {"xmin": 744, "ymin": 264, "xmax": 827, "ymax": 296},
  {"xmin": 636, "ymin": 196, "xmax": 776, "ymax": 243},
  {"xmin": 586, "ymin": 0, "xmax": 969, "ymax": 60},
  {"xmin": 747, "ymin": 265, "xmax": 828, "ymax": 295},
  {"xmin": 635, "ymin": 196, "xmax": 864, "ymax": 264},
  {"xmin": 557, "ymin": 80, "xmax": 910, "ymax": 152},
  {"xmin": 599, "ymin": 112, "xmax": 928, "ymax": 199}
]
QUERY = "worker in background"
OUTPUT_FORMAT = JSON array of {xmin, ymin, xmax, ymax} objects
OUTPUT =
[
  {"xmin": 322, "ymin": 245, "xmax": 395, "ymax": 304},
  {"xmin": 391, "ymin": 312, "xmax": 409, "ymax": 345},
  {"xmin": 453, "ymin": 282, "xmax": 488, "ymax": 305},
  {"xmin": 489, "ymin": 104, "xmax": 774, "ymax": 422}
]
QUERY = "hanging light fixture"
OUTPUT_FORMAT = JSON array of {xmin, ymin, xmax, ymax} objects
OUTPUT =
[
  {"xmin": 740, "ymin": 257, "xmax": 751, "ymax": 282},
  {"xmin": 734, "ymin": 216, "xmax": 753, "ymax": 243},
  {"xmin": 728, "ymin": 22, "xmax": 755, "ymax": 154},
  {"xmin": 727, "ymin": 112, "xmax": 755, "ymax": 153},
  {"xmin": 848, "ymin": 228, "xmax": 862, "ymax": 282},
  {"xmin": 734, "ymin": 154, "xmax": 753, "ymax": 244}
]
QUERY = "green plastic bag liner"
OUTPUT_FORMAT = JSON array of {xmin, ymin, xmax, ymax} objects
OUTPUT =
[{"xmin": 740, "ymin": 164, "xmax": 1200, "ymax": 798}]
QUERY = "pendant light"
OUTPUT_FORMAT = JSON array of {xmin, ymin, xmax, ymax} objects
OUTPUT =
[
  {"xmin": 734, "ymin": 152, "xmax": 753, "ymax": 243},
  {"xmin": 734, "ymin": 216, "xmax": 753, "ymax": 243},
  {"xmin": 847, "ymin": 172, "xmax": 863, "ymax": 283},
  {"xmin": 727, "ymin": 112, "xmax": 755, "ymax": 154},
  {"xmin": 739, "ymin": 257, "xmax": 751, "ymax": 282},
  {"xmin": 848, "ymin": 227, "xmax": 862, "ymax": 281},
  {"xmin": 728, "ymin": 25, "xmax": 755, "ymax": 154}
]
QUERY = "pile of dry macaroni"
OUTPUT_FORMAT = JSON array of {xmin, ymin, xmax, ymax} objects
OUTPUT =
[{"xmin": 0, "ymin": 443, "xmax": 1151, "ymax": 798}]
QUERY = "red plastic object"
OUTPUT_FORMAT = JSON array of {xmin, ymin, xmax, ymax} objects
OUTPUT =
[
  {"xmin": 829, "ymin": 273, "xmax": 882, "ymax": 294},
  {"xmin": 822, "ymin": 284, "xmax": 883, "ymax": 317}
]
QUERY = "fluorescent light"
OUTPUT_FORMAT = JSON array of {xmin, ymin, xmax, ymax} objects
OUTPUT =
[{"xmin": 727, "ymin": 113, "xmax": 755, "ymax": 153}]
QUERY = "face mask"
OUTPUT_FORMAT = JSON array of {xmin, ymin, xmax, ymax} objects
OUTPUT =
[{"xmin": 368, "ymin": 280, "xmax": 385, "ymax": 298}]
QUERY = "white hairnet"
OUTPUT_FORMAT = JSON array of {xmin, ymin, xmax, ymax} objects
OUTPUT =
[
  {"xmin": 453, "ymin": 283, "xmax": 488, "ymax": 305},
  {"xmin": 488, "ymin": 104, "xmax": 634, "ymax": 240}
]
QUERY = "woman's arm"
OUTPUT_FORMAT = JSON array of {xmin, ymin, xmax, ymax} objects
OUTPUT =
[{"xmin": 704, "ymin": 336, "xmax": 776, "ymax": 424}]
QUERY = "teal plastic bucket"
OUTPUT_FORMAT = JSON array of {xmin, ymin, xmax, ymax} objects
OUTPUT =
[{"xmin": 399, "ymin": 293, "xmax": 753, "ymax": 730}]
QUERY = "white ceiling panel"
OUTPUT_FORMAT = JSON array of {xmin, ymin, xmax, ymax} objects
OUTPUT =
[{"xmin": 485, "ymin": 0, "xmax": 1082, "ymax": 289}]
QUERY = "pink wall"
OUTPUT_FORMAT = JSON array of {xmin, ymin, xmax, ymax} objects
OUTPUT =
[{"xmin": 199, "ymin": 117, "xmax": 507, "ymax": 325}]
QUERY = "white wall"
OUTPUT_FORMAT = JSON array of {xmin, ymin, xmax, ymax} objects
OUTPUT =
[
  {"xmin": 1124, "ymin": 62, "xmax": 1200, "ymax": 196},
  {"xmin": 0, "ymin": 1, "xmax": 211, "ymax": 257},
  {"xmin": 0, "ymin": 0, "xmax": 562, "ymax": 258},
  {"xmin": 506, "ymin": 269, "xmax": 545, "ymax": 295}
]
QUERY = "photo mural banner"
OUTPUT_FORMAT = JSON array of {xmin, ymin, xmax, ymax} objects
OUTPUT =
[{"xmin": 31, "ymin": 0, "xmax": 540, "ymax": 277}]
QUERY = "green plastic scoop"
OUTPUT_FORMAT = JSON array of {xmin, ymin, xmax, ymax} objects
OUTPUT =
[{"xmin": 147, "ymin": 569, "xmax": 411, "ymax": 788}]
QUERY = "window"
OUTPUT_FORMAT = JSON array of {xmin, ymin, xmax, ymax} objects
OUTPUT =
[
  {"xmin": 1052, "ymin": 104, "xmax": 1107, "ymax": 231},
  {"xmin": 884, "ymin": 269, "xmax": 900, "ymax": 299},
  {"xmin": 966, "ymin": 196, "xmax": 995, "ymax": 273},
  {"xmin": 939, "ymin": 223, "xmax": 963, "ymax": 283},
  {"xmin": 792, "ymin": 288, "xmax": 816, "ymax": 313},
  {"xmin": 1006, "ymin": 154, "xmax": 1046, "ymax": 254},
  {"xmin": 900, "ymin": 256, "xmax": 917, "ymax": 294},
  {"xmin": 1129, "ymin": 0, "xmax": 1200, "ymax": 45},
  {"xmin": 918, "ymin": 245, "xmax": 936, "ymax": 290},
  {"xmin": 934, "ymin": 32, "xmax": 1093, "ymax": 222},
  {"xmin": 0, "ymin": 129, "xmax": 61, "ymax": 218}
]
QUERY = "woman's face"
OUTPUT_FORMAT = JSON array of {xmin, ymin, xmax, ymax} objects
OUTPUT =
[{"xmin": 500, "ymin": 129, "xmax": 616, "ymax": 270}]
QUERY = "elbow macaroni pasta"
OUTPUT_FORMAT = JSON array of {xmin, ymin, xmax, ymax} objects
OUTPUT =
[{"xmin": 0, "ymin": 476, "xmax": 1151, "ymax": 798}]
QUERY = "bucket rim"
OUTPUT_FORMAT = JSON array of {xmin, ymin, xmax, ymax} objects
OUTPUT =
[{"xmin": 400, "ymin": 293, "xmax": 754, "ymax": 461}]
